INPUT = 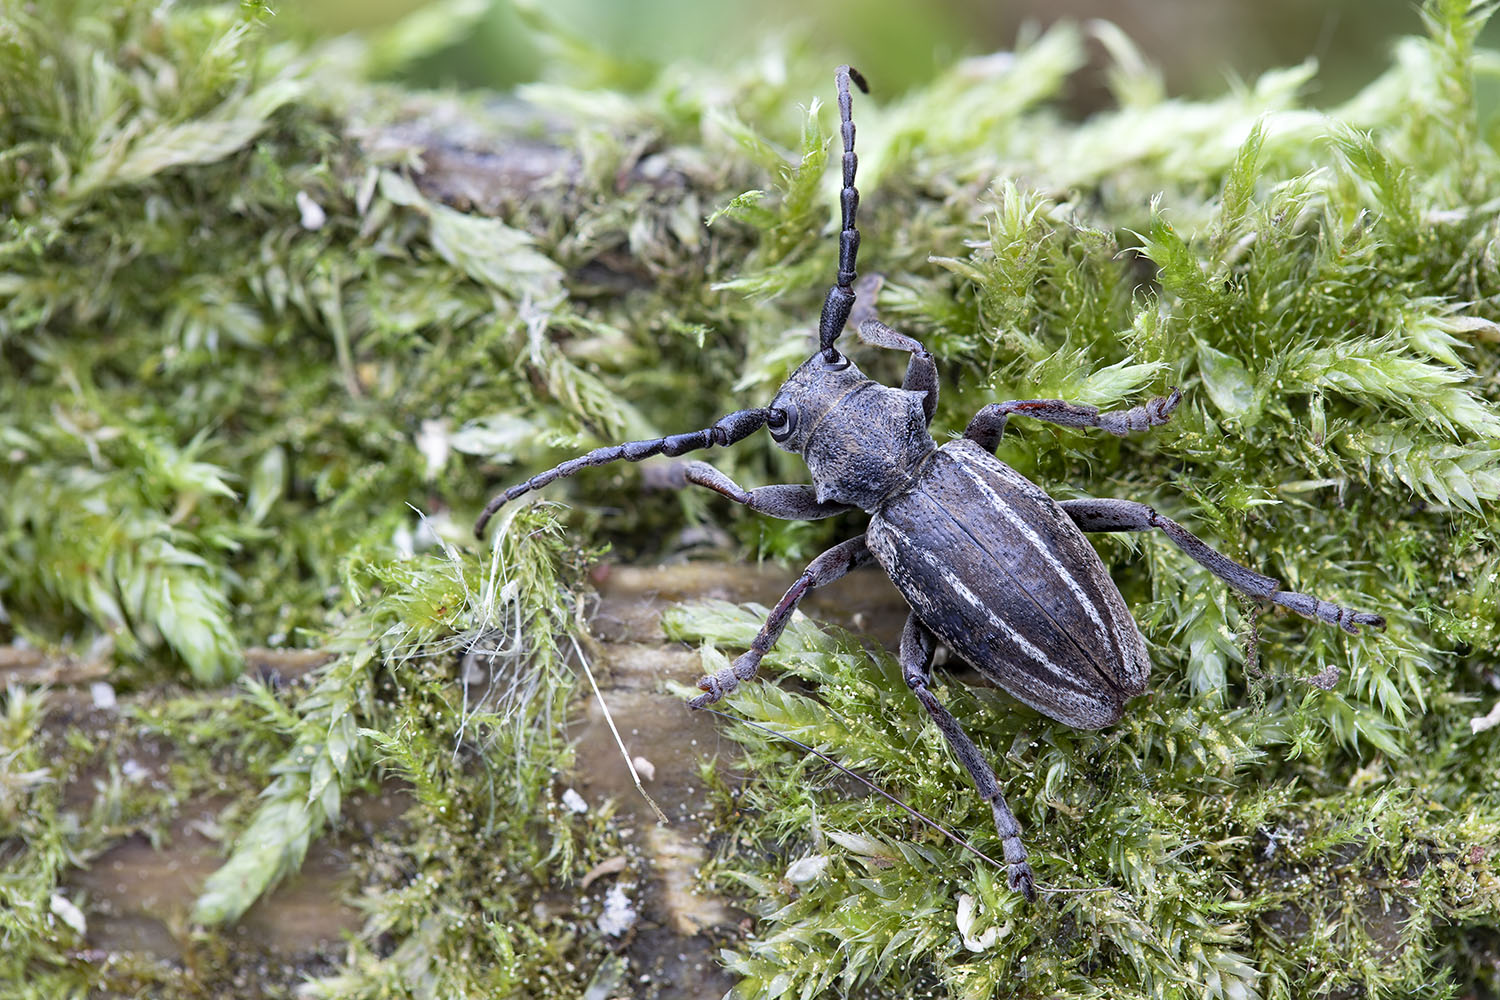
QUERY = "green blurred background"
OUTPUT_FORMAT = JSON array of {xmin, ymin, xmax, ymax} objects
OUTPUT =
[{"xmin": 289, "ymin": 0, "xmax": 1469, "ymax": 102}]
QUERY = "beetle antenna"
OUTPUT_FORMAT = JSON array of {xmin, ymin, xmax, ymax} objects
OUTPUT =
[
  {"xmin": 696, "ymin": 705, "xmax": 1004, "ymax": 871},
  {"xmin": 817, "ymin": 65, "xmax": 869, "ymax": 361},
  {"xmin": 474, "ymin": 407, "xmax": 773, "ymax": 537}
]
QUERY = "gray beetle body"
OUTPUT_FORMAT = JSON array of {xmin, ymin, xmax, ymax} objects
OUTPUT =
[
  {"xmin": 475, "ymin": 67, "xmax": 1384, "ymax": 900},
  {"xmin": 775, "ymin": 351, "xmax": 1150, "ymax": 730},
  {"xmin": 867, "ymin": 440, "xmax": 1150, "ymax": 730}
]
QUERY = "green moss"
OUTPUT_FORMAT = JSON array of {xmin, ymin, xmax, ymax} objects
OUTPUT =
[{"xmin": 2, "ymin": 0, "xmax": 1499, "ymax": 996}]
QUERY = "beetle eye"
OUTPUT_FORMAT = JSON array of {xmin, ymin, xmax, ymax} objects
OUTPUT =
[{"xmin": 768, "ymin": 407, "xmax": 797, "ymax": 442}]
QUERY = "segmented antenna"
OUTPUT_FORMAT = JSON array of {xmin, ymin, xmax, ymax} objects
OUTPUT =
[{"xmin": 817, "ymin": 65, "xmax": 868, "ymax": 360}]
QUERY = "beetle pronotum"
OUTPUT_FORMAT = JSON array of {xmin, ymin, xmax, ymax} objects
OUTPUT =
[{"xmin": 475, "ymin": 67, "xmax": 1385, "ymax": 899}]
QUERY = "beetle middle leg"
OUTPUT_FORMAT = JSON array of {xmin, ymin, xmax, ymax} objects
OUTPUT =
[
  {"xmin": 1058, "ymin": 497, "xmax": 1386, "ymax": 634},
  {"xmin": 964, "ymin": 389, "xmax": 1183, "ymax": 451},
  {"xmin": 688, "ymin": 535, "xmax": 873, "ymax": 708},
  {"xmin": 899, "ymin": 614, "xmax": 1037, "ymax": 900}
]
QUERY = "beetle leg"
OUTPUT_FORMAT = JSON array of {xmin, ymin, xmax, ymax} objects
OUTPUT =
[
  {"xmin": 474, "ymin": 407, "xmax": 775, "ymax": 537},
  {"xmin": 688, "ymin": 535, "xmax": 872, "ymax": 708},
  {"xmin": 1058, "ymin": 497, "xmax": 1386, "ymax": 634},
  {"xmin": 854, "ymin": 317, "xmax": 939, "ymax": 426},
  {"xmin": 679, "ymin": 461, "xmax": 852, "ymax": 519},
  {"xmin": 902, "ymin": 351, "xmax": 940, "ymax": 428},
  {"xmin": 963, "ymin": 389, "xmax": 1182, "ymax": 452},
  {"xmin": 899, "ymin": 614, "xmax": 1037, "ymax": 901}
]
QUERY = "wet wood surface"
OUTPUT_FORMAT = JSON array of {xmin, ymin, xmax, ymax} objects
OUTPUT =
[{"xmin": 7, "ymin": 560, "xmax": 912, "ymax": 998}]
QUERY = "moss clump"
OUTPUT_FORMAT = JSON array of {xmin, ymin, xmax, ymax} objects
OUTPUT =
[{"xmin": 2, "ymin": 0, "xmax": 1499, "ymax": 997}]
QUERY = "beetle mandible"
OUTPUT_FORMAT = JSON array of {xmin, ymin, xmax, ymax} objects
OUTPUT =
[{"xmin": 474, "ymin": 66, "xmax": 1385, "ymax": 900}]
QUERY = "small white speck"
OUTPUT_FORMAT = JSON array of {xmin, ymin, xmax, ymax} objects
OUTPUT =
[
  {"xmin": 1471, "ymin": 699, "xmax": 1500, "ymax": 734},
  {"xmin": 296, "ymin": 190, "xmax": 326, "ymax": 230},
  {"xmin": 631, "ymin": 756, "xmax": 656, "ymax": 781},
  {"xmin": 561, "ymin": 788, "xmax": 589, "ymax": 814},
  {"xmin": 90, "ymin": 682, "xmax": 116, "ymax": 710},
  {"xmin": 415, "ymin": 419, "xmax": 451, "ymax": 481},
  {"xmin": 392, "ymin": 524, "xmax": 415, "ymax": 559},
  {"xmin": 597, "ymin": 884, "xmax": 637, "ymax": 937},
  {"xmin": 122, "ymin": 759, "xmax": 149, "ymax": 782},
  {"xmin": 50, "ymin": 893, "xmax": 86, "ymax": 936},
  {"xmin": 785, "ymin": 855, "xmax": 829, "ymax": 884},
  {"xmin": 956, "ymin": 892, "xmax": 1009, "ymax": 952}
]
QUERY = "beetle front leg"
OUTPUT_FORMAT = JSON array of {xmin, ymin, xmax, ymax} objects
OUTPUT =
[
  {"xmin": 964, "ymin": 390, "xmax": 1182, "ymax": 452},
  {"xmin": 688, "ymin": 535, "xmax": 872, "ymax": 708},
  {"xmin": 899, "ymin": 614, "xmax": 1037, "ymax": 900},
  {"xmin": 679, "ymin": 461, "xmax": 852, "ymax": 519},
  {"xmin": 1058, "ymin": 498, "xmax": 1386, "ymax": 634},
  {"xmin": 856, "ymin": 318, "xmax": 939, "ymax": 426}
]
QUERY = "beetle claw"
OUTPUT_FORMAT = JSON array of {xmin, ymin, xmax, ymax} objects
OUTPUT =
[{"xmin": 690, "ymin": 663, "xmax": 742, "ymax": 709}]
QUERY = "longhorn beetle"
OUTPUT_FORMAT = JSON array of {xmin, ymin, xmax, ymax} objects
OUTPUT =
[{"xmin": 474, "ymin": 66, "xmax": 1386, "ymax": 900}]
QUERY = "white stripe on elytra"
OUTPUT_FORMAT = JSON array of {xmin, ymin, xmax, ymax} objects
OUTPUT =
[
  {"xmin": 950, "ymin": 450, "xmax": 1120, "ymax": 651},
  {"xmin": 911, "ymin": 544, "xmax": 1080, "ymax": 693}
]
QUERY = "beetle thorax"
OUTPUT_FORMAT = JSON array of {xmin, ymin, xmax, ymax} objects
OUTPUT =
[{"xmin": 768, "ymin": 353, "xmax": 935, "ymax": 511}]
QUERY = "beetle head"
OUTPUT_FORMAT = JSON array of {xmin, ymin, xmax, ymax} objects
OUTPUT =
[{"xmin": 765, "ymin": 349, "xmax": 868, "ymax": 455}]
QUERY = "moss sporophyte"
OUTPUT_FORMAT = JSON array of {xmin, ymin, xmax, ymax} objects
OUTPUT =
[{"xmin": 2, "ymin": 1, "xmax": 1499, "ymax": 998}]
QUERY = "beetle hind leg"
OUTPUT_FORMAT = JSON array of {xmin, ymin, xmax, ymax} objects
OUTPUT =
[
  {"xmin": 1058, "ymin": 497, "xmax": 1386, "ymax": 634},
  {"xmin": 688, "ymin": 535, "xmax": 873, "ymax": 709},
  {"xmin": 899, "ymin": 614, "xmax": 1037, "ymax": 901}
]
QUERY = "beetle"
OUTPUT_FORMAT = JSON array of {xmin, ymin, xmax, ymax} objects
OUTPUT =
[{"xmin": 474, "ymin": 66, "xmax": 1385, "ymax": 900}]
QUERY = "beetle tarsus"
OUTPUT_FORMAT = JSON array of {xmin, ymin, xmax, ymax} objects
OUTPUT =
[
  {"xmin": 963, "ymin": 388, "xmax": 1184, "ymax": 452},
  {"xmin": 1107, "ymin": 386, "xmax": 1182, "ymax": 434},
  {"xmin": 1269, "ymin": 591, "xmax": 1386, "ymax": 634},
  {"xmin": 1007, "ymin": 858, "xmax": 1038, "ymax": 902},
  {"xmin": 689, "ymin": 649, "xmax": 762, "ymax": 708}
]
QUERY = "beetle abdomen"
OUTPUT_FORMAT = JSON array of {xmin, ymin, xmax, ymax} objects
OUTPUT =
[{"xmin": 867, "ymin": 440, "xmax": 1150, "ymax": 729}]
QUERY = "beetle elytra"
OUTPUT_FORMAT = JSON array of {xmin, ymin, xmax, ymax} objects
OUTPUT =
[{"xmin": 475, "ymin": 67, "xmax": 1385, "ymax": 899}]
